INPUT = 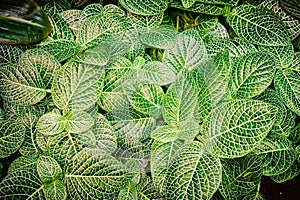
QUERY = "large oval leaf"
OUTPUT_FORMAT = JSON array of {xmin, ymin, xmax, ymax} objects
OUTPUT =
[
  {"xmin": 227, "ymin": 5, "xmax": 290, "ymax": 46},
  {"xmin": 165, "ymin": 141, "xmax": 222, "ymax": 200},
  {"xmin": 0, "ymin": 0, "xmax": 52, "ymax": 44},
  {"xmin": 203, "ymin": 99, "xmax": 278, "ymax": 158},
  {"xmin": 52, "ymin": 62, "xmax": 103, "ymax": 111}
]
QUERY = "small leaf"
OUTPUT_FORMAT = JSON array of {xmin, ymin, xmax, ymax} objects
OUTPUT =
[
  {"xmin": 37, "ymin": 112, "xmax": 65, "ymax": 136},
  {"xmin": 182, "ymin": 0, "xmax": 196, "ymax": 8},
  {"xmin": 37, "ymin": 156, "xmax": 63, "ymax": 183},
  {"xmin": 128, "ymin": 12, "xmax": 164, "ymax": 33},
  {"xmin": 45, "ymin": 180, "xmax": 67, "ymax": 200},
  {"xmin": 119, "ymin": 0, "xmax": 168, "ymax": 16},
  {"xmin": 64, "ymin": 111, "xmax": 94, "ymax": 133}
]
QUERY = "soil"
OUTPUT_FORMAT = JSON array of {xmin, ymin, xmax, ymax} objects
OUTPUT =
[{"xmin": 261, "ymin": 176, "xmax": 300, "ymax": 200}]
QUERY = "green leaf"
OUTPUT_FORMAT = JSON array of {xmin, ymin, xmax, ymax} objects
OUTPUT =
[
  {"xmin": 169, "ymin": 1, "xmax": 225, "ymax": 15},
  {"xmin": 227, "ymin": 5, "xmax": 290, "ymax": 46},
  {"xmin": 151, "ymin": 125, "xmax": 180, "ymax": 143},
  {"xmin": 0, "ymin": 63, "xmax": 47, "ymax": 106},
  {"xmin": 203, "ymin": 99, "xmax": 277, "ymax": 158},
  {"xmin": 39, "ymin": 39, "xmax": 82, "ymax": 62},
  {"xmin": 136, "ymin": 61, "xmax": 177, "ymax": 86},
  {"xmin": 182, "ymin": 0, "xmax": 196, "ymax": 8},
  {"xmin": 47, "ymin": 132, "xmax": 96, "ymax": 171},
  {"xmin": 228, "ymin": 51, "xmax": 276, "ymax": 99},
  {"xmin": 130, "ymin": 84, "xmax": 164, "ymax": 118},
  {"xmin": 255, "ymin": 136, "xmax": 297, "ymax": 176},
  {"xmin": 20, "ymin": 48, "xmax": 61, "ymax": 89},
  {"xmin": 280, "ymin": 0, "xmax": 300, "ymax": 19},
  {"xmin": 163, "ymin": 30, "xmax": 208, "ymax": 72},
  {"xmin": 0, "ymin": 120, "xmax": 26, "ymax": 158},
  {"xmin": 0, "ymin": 44, "xmax": 23, "ymax": 68},
  {"xmin": 119, "ymin": 0, "xmax": 168, "ymax": 16},
  {"xmin": 165, "ymin": 141, "xmax": 222, "ymax": 200},
  {"xmin": 258, "ymin": 43, "xmax": 294, "ymax": 68},
  {"xmin": 140, "ymin": 26, "xmax": 178, "ymax": 49},
  {"xmin": 0, "ymin": 166, "xmax": 45, "ymax": 199},
  {"xmin": 270, "ymin": 162, "xmax": 300, "ymax": 183},
  {"xmin": 274, "ymin": 69, "xmax": 300, "ymax": 116},
  {"xmin": 64, "ymin": 111, "xmax": 94, "ymax": 133},
  {"xmin": 37, "ymin": 112, "xmax": 65, "ymax": 136},
  {"xmin": 118, "ymin": 187, "xmax": 138, "ymax": 200},
  {"xmin": 65, "ymin": 148, "xmax": 132, "ymax": 199},
  {"xmin": 76, "ymin": 13, "xmax": 128, "ymax": 48},
  {"xmin": 128, "ymin": 13, "xmax": 164, "ymax": 33},
  {"xmin": 0, "ymin": 0, "xmax": 52, "ymax": 44},
  {"xmin": 37, "ymin": 156, "xmax": 63, "ymax": 183},
  {"xmin": 163, "ymin": 72, "xmax": 198, "ymax": 124},
  {"xmin": 43, "ymin": 4, "xmax": 74, "ymax": 41},
  {"xmin": 151, "ymin": 139, "xmax": 184, "ymax": 194},
  {"xmin": 219, "ymin": 156, "xmax": 263, "ymax": 199},
  {"xmin": 45, "ymin": 180, "xmax": 67, "ymax": 200},
  {"xmin": 52, "ymin": 61, "xmax": 102, "ymax": 111},
  {"xmin": 8, "ymin": 156, "xmax": 37, "ymax": 174},
  {"xmin": 92, "ymin": 114, "xmax": 117, "ymax": 153}
]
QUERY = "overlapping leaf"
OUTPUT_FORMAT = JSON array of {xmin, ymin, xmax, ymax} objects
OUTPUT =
[
  {"xmin": 203, "ymin": 99, "xmax": 277, "ymax": 158},
  {"xmin": 37, "ymin": 156, "xmax": 63, "ymax": 183}
]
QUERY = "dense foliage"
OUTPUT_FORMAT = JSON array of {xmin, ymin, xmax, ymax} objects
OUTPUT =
[{"xmin": 0, "ymin": 0, "xmax": 300, "ymax": 199}]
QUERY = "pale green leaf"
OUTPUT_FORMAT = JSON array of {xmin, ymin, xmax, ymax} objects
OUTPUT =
[
  {"xmin": 203, "ymin": 99, "xmax": 277, "ymax": 158},
  {"xmin": 136, "ymin": 61, "xmax": 177, "ymax": 86},
  {"xmin": 130, "ymin": 84, "xmax": 164, "ymax": 118},
  {"xmin": 52, "ymin": 61, "xmax": 102, "ymax": 111},
  {"xmin": 260, "ymin": 0, "xmax": 300, "ymax": 40},
  {"xmin": 119, "ymin": 0, "xmax": 168, "ymax": 16},
  {"xmin": 37, "ymin": 112, "xmax": 65, "ymax": 136},
  {"xmin": 151, "ymin": 125, "xmax": 180, "ymax": 143},
  {"xmin": 45, "ymin": 180, "xmax": 67, "ymax": 200},
  {"xmin": 60, "ymin": 9, "xmax": 83, "ymax": 35},
  {"xmin": 39, "ymin": 39, "xmax": 82, "ymax": 62},
  {"xmin": 65, "ymin": 148, "xmax": 132, "ymax": 199},
  {"xmin": 64, "ymin": 111, "xmax": 94, "ymax": 133},
  {"xmin": 92, "ymin": 114, "xmax": 117, "ymax": 153},
  {"xmin": 163, "ymin": 30, "xmax": 208, "ymax": 72},
  {"xmin": 140, "ymin": 26, "xmax": 178, "ymax": 49},
  {"xmin": 37, "ymin": 156, "xmax": 63, "ymax": 183},
  {"xmin": 0, "ymin": 120, "xmax": 26, "ymax": 158},
  {"xmin": 125, "ymin": 160, "xmax": 141, "ymax": 185},
  {"xmin": 163, "ymin": 72, "xmax": 198, "ymax": 124},
  {"xmin": 227, "ymin": 5, "xmax": 290, "ymax": 46},
  {"xmin": 274, "ymin": 69, "xmax": 300, "ymax": 116},
  {"xmin": 166, "ymin": 141, "xmax": 222, "ymax": 200},
  {"xmin": 0, "ymin": 64, "xmax": 46, "ymax": 106},
  {"xmin": 128, "ymin": 13, "xmax": 164, "ymax": 33},
  {"xmin": 118, "ymin": 187, "xmax": 138, "ymax": 200},
  {"xmin": 151, "ymin": 140, "xmax": 184, "ymax": 194},
  {"xmin": 228, "ymin": 52, "xmax": 276, "ymax": 99}
]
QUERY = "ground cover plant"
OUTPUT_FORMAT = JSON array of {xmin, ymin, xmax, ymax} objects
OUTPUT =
[{"xmin": 0, "ymin": 0, "xmax": 300, "ymax": 199}]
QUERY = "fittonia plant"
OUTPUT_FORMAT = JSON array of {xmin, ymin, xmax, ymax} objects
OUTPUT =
[{"xmin": 0, "ymin": 0, "xmax": 299, "ymax": 199}]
